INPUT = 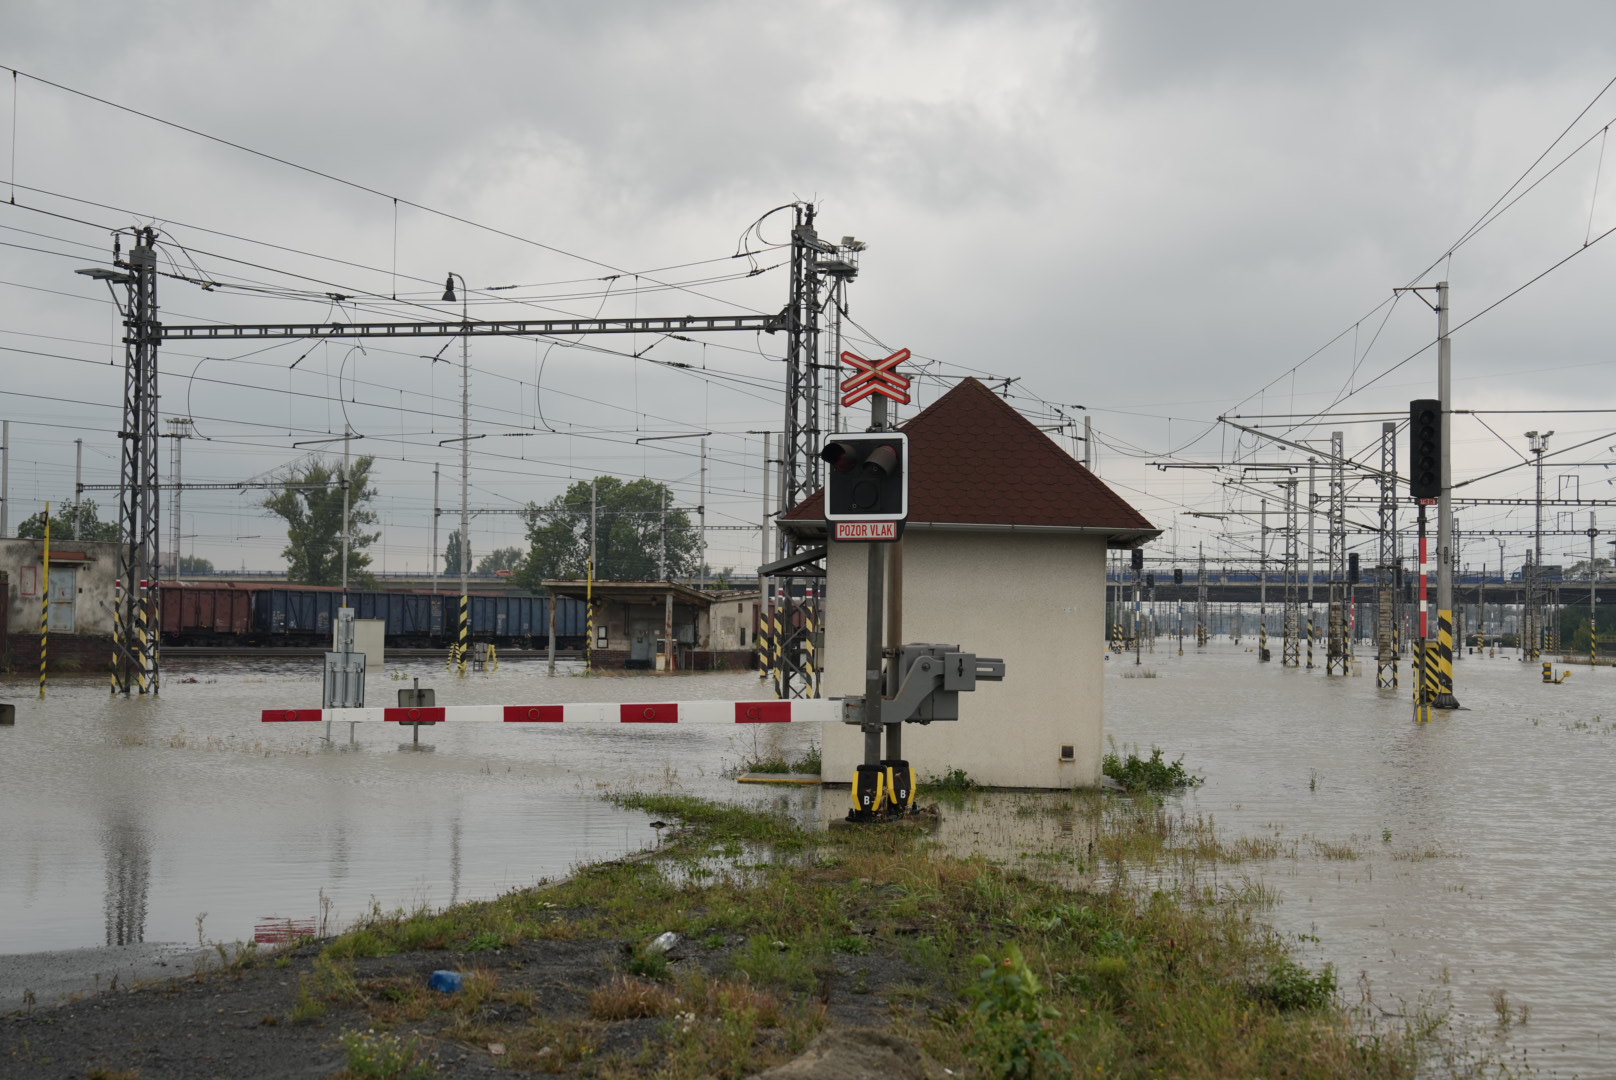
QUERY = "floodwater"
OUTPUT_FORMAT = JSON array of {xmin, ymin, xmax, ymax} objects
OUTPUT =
[
  {"xmin": 0, "ymin": 661, "xmax": 818, "ymax": 973},
  {"xmin": 1105, "ymin": 640, "xmax": 1615, "ymax": 1078},
  {"xmin": 1, "ymin": 644, "xmax": 1612, "ymax": 1075}
]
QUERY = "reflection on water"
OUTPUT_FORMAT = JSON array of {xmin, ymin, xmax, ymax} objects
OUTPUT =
[
  {"xmin": 101, "ymin": 817, "xmax": 149, "ymax": 947},
  {"xmin": 0, "ymin": 661, "xmax": 814, "ymax": 958}
]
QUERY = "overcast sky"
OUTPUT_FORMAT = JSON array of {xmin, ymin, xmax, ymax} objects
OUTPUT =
[{"xmin": 4, "ymin": 1, "xmax": 1616, "ymax": 578}]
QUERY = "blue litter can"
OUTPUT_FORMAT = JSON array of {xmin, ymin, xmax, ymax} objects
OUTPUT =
[{"xmin": 428, "ymin": 970, "xmax": 463, "ymax": 993}]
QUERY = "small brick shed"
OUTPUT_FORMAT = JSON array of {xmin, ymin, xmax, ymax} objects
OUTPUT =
[{"xmin": 781, "ymin": 377, "xmax": 1159, "ymax": 788}]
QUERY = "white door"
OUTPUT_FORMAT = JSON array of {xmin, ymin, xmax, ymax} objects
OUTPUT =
[{"xmin": 47, "ymin": 568, "xmax": 76, "ymax": 633}]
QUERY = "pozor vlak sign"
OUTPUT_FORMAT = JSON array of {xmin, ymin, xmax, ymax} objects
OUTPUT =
[{"xmin": 820, "ymin": 432, "xmax": 908, "ymax": 542}]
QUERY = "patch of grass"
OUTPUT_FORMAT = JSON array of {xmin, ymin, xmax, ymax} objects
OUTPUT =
[
  {"xmin": 728, "ymin": 935, "xmax": 817, "ymax": 992},
  {"xmin": 925, "ymin": 766, "xmax": 978, "ymax": 792},
  {"xmin": 336, "ymin": 1028, "xmax": 437, "ymax": 1079},
  {"xmin": 625, "ymin": 942, "xmax": 672, "ymax": 981},
  {"xmin": 1311, "ymin": 838, "xmax": 1361, "ymax": 861},
  {"xmin": 1102, "ymin": 744, "xmax": 1203, "ymax": 792},
  {"xmin": 307, "ymin": 792, "xmax": 1434, "ymax": 1079},
  {"xmin": 610, "ymin": 792, "xmax": 808, "ymax": 850},
  {"xmin": 588, "ymin": 975, "xmax": 679, "ymax": 1020},
  {"xmin": 1252, "ymin": 957, "xmax": 1337, "ymax": 1011}
]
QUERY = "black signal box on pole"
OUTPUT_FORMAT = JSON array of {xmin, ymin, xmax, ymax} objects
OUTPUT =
[
  {"xmin": 1409, "ymin": 399, "xmax": 1441, "ymax": 500},
  {"xmin": 821, "ymin": 433, "xmax": 908, "ymax": 541}
]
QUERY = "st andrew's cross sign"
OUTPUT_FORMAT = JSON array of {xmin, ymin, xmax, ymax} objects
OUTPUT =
[{"xmin": 840, "ymin": 348, "xmax": 911, "ymax": 407}]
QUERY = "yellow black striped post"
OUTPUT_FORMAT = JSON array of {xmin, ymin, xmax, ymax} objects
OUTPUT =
[
  {"xmin": 457, "ymin": 593, "xmax": 469, "ymax": 676},
  {"xmin": 1306, "ymin": 610, "xmax": 1315, "ymax": 669},
  {"xmin": 771, "ymin": 603, "xmax": 784, "ymax": 699},
  {"xmin": 135, "ymin": 579, "xmax": 150, "ymax": 695},
  {"xmin": 754, "ymin": 603, "xmax": 770, "ymax": 680},
  {"xmin": 38, "ymin": 504, "xmax": 50, "ymax": 699},
  {"xmin": 1258, "ymin": 618, "xmax": 1267, "ymax": 661},
  {"xmin": 1411, "ymin": 641, "xmax": 1432, "ymax": 723},
  {"xmin": 1435, "ymin": 610, "xmax": 1456, "ymax": 705},
  {"xmin": 109, "ymin": 578, "xmax": 123, "ymax": 694},
  {"xmin": 1391, "ymin": 617, "xmax": 1400, "ymax": 689}
]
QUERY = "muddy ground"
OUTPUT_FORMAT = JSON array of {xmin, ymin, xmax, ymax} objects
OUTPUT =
[{"xmin": 0, "ymin": 926, "xmax": 937, "ymax": 1078}]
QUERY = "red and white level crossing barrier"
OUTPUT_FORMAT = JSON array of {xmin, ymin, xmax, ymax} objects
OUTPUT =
[{"xmin": 262, "ymin": 699, "xmax": 844, "ymax": 725}]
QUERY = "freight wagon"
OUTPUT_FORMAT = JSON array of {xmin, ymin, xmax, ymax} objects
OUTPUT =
[{"xmin": 158, "ymin": 582, "xmax": 587, "ymax": 649}]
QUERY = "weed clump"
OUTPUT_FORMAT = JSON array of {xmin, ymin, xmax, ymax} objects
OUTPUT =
[
  {"xmin": 337, "ymin": 1027, "xmax": 437, "ymax": 1078},
  {"xmin": 1103, "ymin": 745, "xmax": 1202, "ymax": 792},
  {"xmin": 965, "ymin": 943, "xmax": 1069, "ymax": 1077},
  {"xmin": 1252, "ymin": 957, "xmax": 1337, "ymax": 1011},
  {"xmin": 927, "ymin": 766, "xmax": 979, "ymax": 792}
]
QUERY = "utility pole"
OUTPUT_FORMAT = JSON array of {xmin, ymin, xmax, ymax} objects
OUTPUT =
[
  {"xmin": 1326, "ymin": 432, "xmax": 1348, "ymax": 675},
  {"xmin": 431, "ymin": 463, "xmax": 440, "ymax": 596},
  {"xmin": 1306, "ymin": 457, "xmax": 1316, "ymax": 669},
  {"xmin": 1588, "ymin": 512, "xmax": 1599, "ymax": 667},
  {"xmin": 73, "ymin": 438, "xmax": 83, "ymax": 541},
  {"xmin": 587, "ymin": 478, "xmax": 597, "ymax": 673},
  {"xmin": 1259, "ymin": 497, "xmax": 1269, "ymax": 661},
  {"xmin": 1282, "ymin": 478, "xmax": 1301, "ymax": 667},
  {"xmin": 458, "ymin": 286, "xmax": 470, "ymax": 672},
  {"xmin": 0, "ymin": 420, "xmax": 8, "ymax": 537},
  {"xmin": 659, "ymin": 486, "xmax": 669, "ymax": 581},
  {"xmin": 699, "ymin": 437, "xmax": 707, "ymax": 589},
  {"xmin": 759, "ymin": 433, "xmax": 770, "ymax": 583},
  {"xmin": 1433, "ymin": 281, "xmax": 1459, "ymax": 707},
  {"xmin": 1196, "ymin": 543, "xmax": 1209, "ymax": 648},
  {"xmin": 1526, "ymin": 430, "xmax": 1552, "ymax": 661},
  {"xmin": 340, "ymin": 424, "xmax": 352, "ymax": 603},
  {"xmin": 164, "ymin": 419, "xmax": 193, "ymax": 573}
]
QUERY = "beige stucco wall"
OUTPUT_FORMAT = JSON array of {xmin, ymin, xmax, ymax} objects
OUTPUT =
[
  {"xmin": 704, "ymin": 595, "xmax": 760, "ymax": 651},
  {"xmin": 0, "ymin": 538, "xmax": 118, "ymax": 637},
  {"xmin": 820, "ymin": 528, "xmax": 1109, "ymax": 789}
]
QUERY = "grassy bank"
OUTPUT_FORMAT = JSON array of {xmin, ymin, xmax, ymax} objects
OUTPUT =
[{"xmin": 281, "ymin": 789, "xmax": 1441, "ymax": 1079}]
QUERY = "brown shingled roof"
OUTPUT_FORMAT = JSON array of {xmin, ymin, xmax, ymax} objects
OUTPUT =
[{"xmin": 782, "ymin": 377, "xmax": 1158, "ymax": 545}]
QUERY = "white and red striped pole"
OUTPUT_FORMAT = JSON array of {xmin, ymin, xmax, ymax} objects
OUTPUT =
[
  {"xmin": 1418, "ymin": 530, "xmax": 1430, "ymax": 640},
  {"xmin": 264, "ymin": 697, "xmax": 844, "ymax": 726}
]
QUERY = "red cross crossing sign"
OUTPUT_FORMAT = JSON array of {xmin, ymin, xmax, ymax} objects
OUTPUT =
[{"xmin": 840, "ymin": 348, "xmax": 911, "ymax": 407}]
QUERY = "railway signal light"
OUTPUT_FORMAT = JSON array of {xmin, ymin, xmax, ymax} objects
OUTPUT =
[
  {"xmin": 1130, "ymin": 548, "xmax": 1144, "ymax": 573},
  {"xmin": 1145, "ymin": 573, "xmax": 1155, "ymax": 588},
  {"xmin": 1409, "ymin": 399, "xmax": 1441, "ymax": 499},
  {"xmin": 820, "ymin": 433, "xmax": 908, "ymax": 523},
  {"xmin": 1348, "ymin": 553, "xmax": 1360, "ymax": 583},
  {"xmin": 1174, "ymin": 568, "xmax": 1183, "ymax": 585}
]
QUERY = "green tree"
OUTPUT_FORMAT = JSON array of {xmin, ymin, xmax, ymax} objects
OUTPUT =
[
  {"xmin": 178, "ymin": 554, "xmax": 214, "ymax": 574},
  {"xmin": 443, "ymin": 530, "xmax": 468, "ymax": 576},
  {"xmin": 262, "ymin": 454, "xmax": 380, "ymax": 586},
  {"xmin": 477, "ymin": 546, "xmax": 525, "ymax": 574},
  {"xmin": 17, "ymin": 499, "xmax": 119, "ymax": 542},
  {"xmin": 515, "ymin": 477, "xmax": 698, "ymax": 589},
  {"xmin": 1567, "ymin": 557, "xmax": 1611, "ymax": 581}
]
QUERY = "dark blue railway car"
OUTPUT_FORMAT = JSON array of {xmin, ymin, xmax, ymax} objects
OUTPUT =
[
  {"xmin": 253, "ymin": 587, "xmax": 345, "ymax": 639},
  {"xmin": 220, "ymin": 585, "xmax": 590, "ymax": 648}
]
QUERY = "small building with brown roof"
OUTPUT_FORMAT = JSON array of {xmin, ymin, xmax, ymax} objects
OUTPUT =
[{"xmin": 780, "ymin": 377, "xmax": 1159, "ymax": 788}]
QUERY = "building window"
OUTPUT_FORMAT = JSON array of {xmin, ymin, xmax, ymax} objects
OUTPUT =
[{"xmin": 596, "ymin": 625, "xmax": 608, "ymax": 648}]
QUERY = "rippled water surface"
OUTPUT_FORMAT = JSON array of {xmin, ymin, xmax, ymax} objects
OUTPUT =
[
  {"xmin": 0, "ymin": 660, "xmax": 816, "ymax": 956},
  {"xmin": 1104, "ymin": 641, "xmax": 1615, "ymax": 1078},
  {"xmin": 3, "ymin": 645, "xmax": 1612, "ymax": 1074}
]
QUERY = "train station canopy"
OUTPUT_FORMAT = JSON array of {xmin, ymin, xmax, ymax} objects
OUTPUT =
[
  {"xmin": 541, "ymin": 580, "xmax": 715, "ymax": 607},
  {"xmin": 781, "ymin": 376, "xmax": 1160, "ymax": 548}
]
